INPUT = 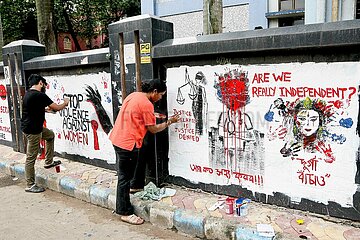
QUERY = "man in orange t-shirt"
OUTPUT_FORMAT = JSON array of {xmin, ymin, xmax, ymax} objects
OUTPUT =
[{"xmin": 109, "ymin": 79, "xmax": 179, "ymax": 225}]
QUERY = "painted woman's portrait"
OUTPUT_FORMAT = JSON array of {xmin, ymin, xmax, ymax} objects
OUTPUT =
[{"xmin": 266, "ymin": 97, "xmax": 346, "ymax": 163}]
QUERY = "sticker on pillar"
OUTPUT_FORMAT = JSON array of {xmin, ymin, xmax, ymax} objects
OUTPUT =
[
  {"xmin": 140, "ymin": 43, "xmax": 151, "ymax": 64},
  {"xmin": 140, "ymin": 43, "xmax": 151, "ymax": 54},
  {"xmin": 4, "ymin": 66, "xmax": 10, "ymax": 85},
  {"xmin": 141, "ymin": 53, "xmax": 151, "ymax": 64},
  {"xmin": 124, "ymin": 44, "xmax": 136, "ymax": 65}
]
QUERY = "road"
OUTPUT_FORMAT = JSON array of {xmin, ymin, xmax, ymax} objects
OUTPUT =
[{"xmin": 0, "ymin": 172, "xmax": 193, "ymax": 240}]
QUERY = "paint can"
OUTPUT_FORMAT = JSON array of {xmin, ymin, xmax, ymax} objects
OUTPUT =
[
  {"xmin": 235, "ymin": 198, "xmax": 249, "ymax": 216},
  {"xmin": 225, "ymin": 198, "xmax": 234, "ymax": 214}
]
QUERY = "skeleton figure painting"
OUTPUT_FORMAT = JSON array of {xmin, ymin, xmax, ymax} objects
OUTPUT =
[{"xmin": 210, "ymin": 68, "xmax": 265, "ymax": 184}]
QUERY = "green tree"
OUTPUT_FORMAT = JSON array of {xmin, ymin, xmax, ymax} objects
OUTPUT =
[
  {"xmin": 35, "ymin": 0, "xmax": 58, "ymax": 54},
  {"xmin": 0, "ymin": 0, "xmax": 140, "ymax": 52},
  {"xmin": 0, "ymin": 0, "xmax": 38, "ymax": 45},
  {"xmin": 54, "ymin": 0, "xmax": 140, "ymax": 49}
]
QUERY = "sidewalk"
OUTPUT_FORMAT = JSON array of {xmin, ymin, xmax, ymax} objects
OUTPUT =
[{"xmin": 0, "ymin": 144, "xmax": 359, "ymax": 240}]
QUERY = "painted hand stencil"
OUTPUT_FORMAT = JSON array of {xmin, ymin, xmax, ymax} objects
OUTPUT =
[{"xmin": 85, "ymin": 85, "xmax": 113, "ymax": 135}]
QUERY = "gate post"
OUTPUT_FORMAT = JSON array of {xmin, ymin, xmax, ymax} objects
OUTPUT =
[
  {"xmin": 2, "ymin": 40, "xmax": 46, "ymax": 153},
  {"xmin": 108, "ymin": 15, "xmax": 174, "ymax": 185}
]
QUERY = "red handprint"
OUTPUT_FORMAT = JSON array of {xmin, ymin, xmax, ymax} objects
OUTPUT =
[
  {"xmin": 315, "ymin": 141, "xmax": 335, "ymax": 163},
  {"xmin": 268, "ymin": 125, "xmax": 288, "ymax": 141}
]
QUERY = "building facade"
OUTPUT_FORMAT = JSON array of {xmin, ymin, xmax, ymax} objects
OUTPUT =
[{"xmin": 141, "ymin": 0, "xmax": 360, "ymax": 38}]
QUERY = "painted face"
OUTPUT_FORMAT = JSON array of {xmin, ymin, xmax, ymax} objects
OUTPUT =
[
  {"xmin": 295, "ymin": 109, "xmax": 320, "ymax": 137},
  {"xmin": 0, "ymin": 85, "xmax": 6, "ymax": 100}
]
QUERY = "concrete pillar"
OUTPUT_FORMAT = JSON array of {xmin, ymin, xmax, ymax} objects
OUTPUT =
[
  {"xmin": 2, "ymin": 40, "xmax": 46, "ymax": 152},
  {"xmin": 108, "ymin": 14, "xmax": 174, "ymax": 185}
]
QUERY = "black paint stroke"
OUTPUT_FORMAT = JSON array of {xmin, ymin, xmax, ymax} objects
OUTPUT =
[{"xmin": 85, "ymin": 85, "xmax": 113, "ymax": 134}]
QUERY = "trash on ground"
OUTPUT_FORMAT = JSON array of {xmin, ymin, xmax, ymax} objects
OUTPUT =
[
  {"xmin": 296, "ymin": 219, "xmax": 304, "ymax": 225},
  {"xmin": 208, "ymin": 201, "xmax": 224, "ymax": 211},
  {"xmin": 256, "ymin": 223, "xmax": 275, "ymax": 237},
  {"xmin": 134, "ymin": 182, "xmax": 176, "ymax": 200},
  {"xmin": 12, "ymin": 177, "xmax": 18, "ymax": 181},
  {"xmin": 208, "ymin": 197, "xmax": 226, "ymax": 211}
]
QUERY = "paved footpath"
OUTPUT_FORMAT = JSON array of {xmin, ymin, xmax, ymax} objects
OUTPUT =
[{"xmin": 0, "ymin": 144, "xmax": 359, "ymax": 240}]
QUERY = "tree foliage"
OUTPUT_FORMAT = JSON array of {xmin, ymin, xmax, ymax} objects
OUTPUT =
[
  {"xmin": 54, "ymin": 0, "xmax": 141, "ymax": 48},
  {"xmin": 0, "ymin": 0, "xmax": 37, "ymax": 45},
  {"xmin": 0, "ymin": 0, "xmax": 140, "ymax": 48}
]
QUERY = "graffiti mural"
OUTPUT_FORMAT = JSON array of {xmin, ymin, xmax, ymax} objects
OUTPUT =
[
  {"xmin": 45, "ymin": 72, "xmax": 115, "ymax": 163},
  {"xmin": 167, "ymin": 62, "xmax": 360, "ymax": 206},
  {"xmin": 176, "ymin": 68, "xmax": 208, "ymax": 135},
  {"xmin": 0, "ymin": 76, "xmax": 12, "ymax": 141},
  {"xmin": 210, "ymin": 68, "xmax": 265, "ymax": 185}
]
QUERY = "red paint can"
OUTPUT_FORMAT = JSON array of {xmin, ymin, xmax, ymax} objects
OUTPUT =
[{"xmin": 225, "ymin": 198, "xmax": 234, "ymax": 214}]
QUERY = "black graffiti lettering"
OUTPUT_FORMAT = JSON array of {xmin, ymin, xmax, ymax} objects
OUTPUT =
[
  {"xmin": 63, "ymin": 93, "xmax": 84, "ymax": 109},
  {"xmin": 62, "ymin": 117, "xmax": 90, "ymax": 132}
]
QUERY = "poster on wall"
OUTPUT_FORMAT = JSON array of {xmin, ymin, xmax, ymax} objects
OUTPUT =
[
  {"xmin": 0, "ymin": 76, "xmax": 12, "ymax": 142},
  {"xmin": 167, "ymin": 62, "xmax": 360, "ymax": 206},
  {"xmin": 45, "ymin": 72, "xmax": 116, "ymax": 163}
]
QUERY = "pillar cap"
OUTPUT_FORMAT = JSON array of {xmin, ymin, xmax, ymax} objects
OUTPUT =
[
  {"xmin": 3, "ymin": 40, "xmax": 44, "ymax": 49},
  {"xmin": 109, "ymin": 14, "xmax": 161, "ymax": 27}
]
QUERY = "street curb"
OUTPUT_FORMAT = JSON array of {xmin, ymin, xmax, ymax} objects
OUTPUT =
[{"xmin": 0, "ymin": 158, "xmax": 289, "ymax": 240}]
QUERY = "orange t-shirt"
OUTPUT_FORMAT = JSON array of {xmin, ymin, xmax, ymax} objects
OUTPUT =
[{"xmin": 109, "ymin": 92, "xmax": 156, "ymax": 151}]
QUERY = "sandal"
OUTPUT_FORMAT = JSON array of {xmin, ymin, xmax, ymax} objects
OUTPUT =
[
  {"xmin": 120, "ymin": 214, "xmax": 144, "ymax": 225},
  {"xmin": 44, "ymin": 160, "xmax": 62, "ymax": 169}
]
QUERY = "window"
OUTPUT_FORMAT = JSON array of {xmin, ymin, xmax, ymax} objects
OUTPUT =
[
  {"xmin": 63, "ymin": 37, "xmax": 72, "ymax": 51},
  {"xmin": 279, "ymin": 16, "xmax": 304, "ymax": 27},
  {"xmin": 279, "ymin": 0, "xmax": 305, "ymax": 11},
  {"xmin": 267, "ymin": 0, "xmax": 305, "ymax": 27}
]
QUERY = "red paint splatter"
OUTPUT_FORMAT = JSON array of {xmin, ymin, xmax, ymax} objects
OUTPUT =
[
  {"xmin": 0, "ymin": 85, "xmax": 6, "ymax": 100},
  {"xmin": 218, "ymin": 74, "xmax": 248, "ymax": 111},
  {"xmin": 91, "ymin": 120, "xmax": 100, "ymax": 150}
]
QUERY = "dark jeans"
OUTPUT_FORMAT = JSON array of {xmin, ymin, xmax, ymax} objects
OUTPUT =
[
  {"xmin": 114, "ymin": 145, "xmax": 139, "ymax": 215},
  {"xmin": 130, "ymin": 132, "xmax": 153, "ymax": 189}
]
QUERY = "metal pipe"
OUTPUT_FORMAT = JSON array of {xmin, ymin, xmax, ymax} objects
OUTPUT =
[
  {"xmin": 134, "ymin": 30, "xmax": 142, "ymax": 92},
  {"xmin": 119, "ymin": 33, "xmax": 127, "ymax": 102},
  {"xmin": 332, "ymin": 0, "xmax": 339, "ymax": 21},
  {"xmin": 7, "ymin": 54, "xmax": 19, "ymax": 151},
  {"xmin": 316, "ymin": 0, "xmax": 326, "ymax": 23},
  {"xmin": 14, "ymin": 53, "xmax": 23, "ymax": 117}
]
